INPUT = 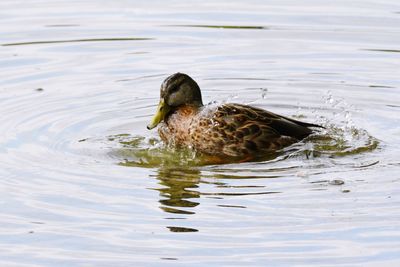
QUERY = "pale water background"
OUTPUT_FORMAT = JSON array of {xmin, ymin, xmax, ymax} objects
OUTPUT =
[{"xmin": 1, "ymin": 0, "xmax": 400, "ymax": 266}]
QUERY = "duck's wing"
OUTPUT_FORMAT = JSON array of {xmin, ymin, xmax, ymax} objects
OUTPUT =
[
  {"xmin": 219, "ymin": 103, "xmax": 322, "ymax": 140},
  {"xmin": 191, "ymin": 103, "xmax": 321, "ymax": 157},
  {"xmin": 219, "ymin": 121, "xmax": 298, "ymax": 157},
  {"xmin": 206, "ymin": 103, "xmax": 322, "ymax": 156}
]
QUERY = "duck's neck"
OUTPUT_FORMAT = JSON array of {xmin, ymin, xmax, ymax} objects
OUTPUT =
[
  {"xmin": 168, "ymin": 104, "xmax": 200, "ymax": 121},
  {"xmin": 159, "ymin": 104, "xmax": 200, "ymax": 146}
]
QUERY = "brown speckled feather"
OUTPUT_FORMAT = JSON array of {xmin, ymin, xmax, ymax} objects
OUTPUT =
[{"xmin": 159, "ymin": 103, "xmax": 320, "ymax": 158}]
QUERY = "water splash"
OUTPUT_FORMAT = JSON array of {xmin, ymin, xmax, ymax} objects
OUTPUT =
[
  {"xmin": 297, "ymin": 91, "xmax": 379, "ymax": 158},
  {"xmin": 305, "ymin": 126, "xmax": 379, "ymax": 158},
  {"xmin": 322, "ymin": 90, "xmax": 356, "ymax": 129},
  {"xmin": 260, "ymin": 88, "xmax": 268, "ymax": 99}
]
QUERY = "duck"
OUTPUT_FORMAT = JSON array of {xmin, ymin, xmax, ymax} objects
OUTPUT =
[{"xmin": 147, "ymin": 73, "xmax": 322, "ymax": 162}]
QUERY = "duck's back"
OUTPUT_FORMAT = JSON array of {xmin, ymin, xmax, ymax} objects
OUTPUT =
[{"xmin": 189, "ymin": 103, "xmax": 320, "ymax": 157}]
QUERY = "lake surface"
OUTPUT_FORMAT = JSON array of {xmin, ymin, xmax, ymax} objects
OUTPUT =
[{"xmin": 1, "ymin": 0, "xmax": 400, "ymax": 266}]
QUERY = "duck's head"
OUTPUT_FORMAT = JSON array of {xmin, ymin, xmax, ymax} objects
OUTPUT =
[{"xmin": 147, "ymin": 73, "xmax": 203, "ymax": 130}]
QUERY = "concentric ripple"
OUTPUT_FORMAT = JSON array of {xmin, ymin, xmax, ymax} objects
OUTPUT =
[{"xmin": 1, "ymin": 0, "xmax": 400, "ymax": 266}]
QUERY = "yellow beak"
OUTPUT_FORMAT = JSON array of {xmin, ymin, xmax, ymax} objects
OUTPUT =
[{"xmin": 147, "ymin": 99, "xmax": 171, "ymax": 130}]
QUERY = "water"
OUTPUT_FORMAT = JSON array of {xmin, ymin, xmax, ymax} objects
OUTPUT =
[{"xmin": 1, "ymin": 0, "xmax": 400, "ymax": 266}]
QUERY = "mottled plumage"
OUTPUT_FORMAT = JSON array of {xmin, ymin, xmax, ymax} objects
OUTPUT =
[{"xmin": 147, "ymin": 73, "xmax": 322, "ymax": 161}]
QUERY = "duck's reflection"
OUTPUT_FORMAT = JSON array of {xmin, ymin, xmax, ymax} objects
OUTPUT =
[
  {"xmin": 113, "ymin": 135, "xmax": 202, "ymax": 231},
  {"xmin": 152, "ymin": 167, "xmax": 201, "ymax": 215},
  {"xmin": 151, "ymin": 167, "xmax": 202, "ymax": 233}
]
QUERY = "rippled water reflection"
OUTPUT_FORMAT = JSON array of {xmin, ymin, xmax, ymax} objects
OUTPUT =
[{"xmin": 1, "ymin": 0, "xmax": 400, "ymax": 266}]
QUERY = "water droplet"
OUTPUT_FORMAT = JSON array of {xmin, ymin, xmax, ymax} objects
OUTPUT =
[{"xmin": 261, "ymin": 88, "xmax": 268, "ymax": 99}]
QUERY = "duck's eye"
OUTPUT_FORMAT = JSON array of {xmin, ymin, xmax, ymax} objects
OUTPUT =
[{"xmin": 169, "ymin": 85, "xmax": 179, "ymax": 93}]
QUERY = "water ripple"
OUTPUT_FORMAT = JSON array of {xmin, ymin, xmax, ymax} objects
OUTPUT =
[{"xmin": 1, "ymin": 0, "xmax": 400, "ymax": 266}]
